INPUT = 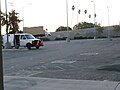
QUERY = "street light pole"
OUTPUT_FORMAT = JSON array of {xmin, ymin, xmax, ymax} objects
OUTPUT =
[
  {"xmin": 66, "ymin": 0, "xmax": 70, "ymax": 42},
  {"xmin": 91, "ymin": 1, "xmax": 96, "ymax": 39},
  {"xmin": 107, "ymin": 7, "xmax": 111, "ymax": 41},
  {"xmin": 5, "ymin": 0, "xmax": 8, "ymax": 43},
  {"xmin": 78, "ymin": 10, "xmax": 81, "ymax": 22},
  {"xmin": 71, "ymin": 5, "xmax": 75, "ymax": 29},
  {"xmin": 5, "ymin": 0, "xmax": 11, "ymax": 49},
  {"xmin": 22, "ymin": 7, "xmax": 24, "ymax": 31},
  {"xmin": 0, "ymin": 0, "xmax": 4, "ymax": 89},
  {"xmin": 22, "ymin": 3, "xmax": 32, "ymax": 31}
]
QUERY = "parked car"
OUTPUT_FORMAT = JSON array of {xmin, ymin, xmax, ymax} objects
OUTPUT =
[{"xmin": 2, "ymin": 33, "xmax": 44, "ymax": 50}]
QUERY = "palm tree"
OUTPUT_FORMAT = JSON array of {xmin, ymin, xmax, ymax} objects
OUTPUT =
[
  {"xmin": 8, "ymin": 10, "xmax": 21, "ymax": 34},
  {"xmin": 1, "ymin": 12, "xmax": 5, "ymax": 26},
  {"xmin": 84, "ymin": 9, "xmax": 87, "ymax": 22},
  {"xmin": 78, "ymin": 10, "xmax": 81, "ymax": 23},
  {"xmin": 8, "ymin": 10, "xmax": 22, "ymax": 47},
  {"xmin": 89, "ymin": 14, "xmax": 91, "ymax": 23},
  {"xmin": 84, "ymin": 9, "xmax": 87, "ymax": 14},
  {"xmin": 1, "ymin": 10, "xmax": 21, "ymax": 34},
  {"xmin": 71, "ymin": 5, "xmax": 75, "ymax": 29},
  {"xmin": 78, "ymin": 10, "xmax": 81, "ymax": 14},
  {"xmin": 94, "ymin": 13, "xmax": 96, "ymax": 18}
]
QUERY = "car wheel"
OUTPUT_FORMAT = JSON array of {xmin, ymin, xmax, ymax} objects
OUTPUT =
[{"xmin": 26, "ymin": 43, "xmax": 31, "ymax": 50}]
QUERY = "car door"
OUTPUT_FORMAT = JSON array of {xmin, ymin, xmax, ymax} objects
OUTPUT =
[{"xmin": 20, "ymin": 35, "xmax": 27, "ymax": 46}]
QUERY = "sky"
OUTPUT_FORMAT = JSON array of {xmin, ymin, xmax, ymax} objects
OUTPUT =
[{"xmin": 1, "ymin": 0, "xmax": 120, "ymax": 34}]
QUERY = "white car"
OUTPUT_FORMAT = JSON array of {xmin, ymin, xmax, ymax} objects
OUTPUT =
[{"xmin": 2, "ymin": 33, "xmax": 44, "ymax": 50}]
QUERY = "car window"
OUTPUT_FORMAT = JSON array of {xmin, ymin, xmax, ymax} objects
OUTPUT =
[
  {"xmin": 25, "ymin": 34, "xmax": 35, "ymax": 39},
  {"xmin": 21, "ymin": 35, "xmax": 26, "ymax": 40}
]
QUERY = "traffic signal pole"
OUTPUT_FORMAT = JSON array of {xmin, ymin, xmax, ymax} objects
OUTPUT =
[{"xmin": 0, "ymin": 0, "xmax": 4, "ymax": 89}]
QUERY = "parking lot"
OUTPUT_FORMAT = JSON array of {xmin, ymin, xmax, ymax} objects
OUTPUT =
[{"xmin": 3, "ymin": 39, "xmax": 120, "ymax": 81}]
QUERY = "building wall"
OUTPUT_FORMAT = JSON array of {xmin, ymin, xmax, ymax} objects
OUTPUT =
[
  {"xmin": 23, "ymin": 26, "xmax": 45, "ymax": 36},
  {"xmin": 45, "ymin": 26, "xmax": 120, "ymax": 41}
]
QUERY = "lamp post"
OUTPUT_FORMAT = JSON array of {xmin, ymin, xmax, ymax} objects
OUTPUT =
[
  {"xmin": 78, "ymin": 9, "xmax": 81, "ymax": 22},
  {"xmin": 77, "ymin": 9, "xmax": 81, "ymax": 29},
  {"xmin": 107, "ymin": 7, "xmax": 111, "ymax": 41},
  {"xmin": 5, "ymin": 0, "xmax": 11, "ymax": 49},
  {"xmin": 0, "ymin": 0, "xmax": 4, "ymax": 89},
  {"xmin": 22, "ymin": 3, "xmax": 32, "ymax": 31},
  {"xmin": 66, "ymin": 0, "xmax": 70, "ymax": 42},
  {"xmin": 71, "ymin": 5, "xmax": 75, "ymax": 29},
  {"xmin": 91, "ymin": 1, "xmax": 96, "ymax": 39},
  {"xmin": 22, "ymin": 7, "xmax": 24, "ymax": 31}
]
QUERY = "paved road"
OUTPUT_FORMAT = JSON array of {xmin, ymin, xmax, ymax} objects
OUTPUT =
[{"xmin": 2, "ymin": 39, "xmax": 120, "ymax": 81}]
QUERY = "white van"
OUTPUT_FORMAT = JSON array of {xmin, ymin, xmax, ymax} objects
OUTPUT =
[{"xmin": 2, "ymin": 33, "xmax": 43, "ymax": 50}]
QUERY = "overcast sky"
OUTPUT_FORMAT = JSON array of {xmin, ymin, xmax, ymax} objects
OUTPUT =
[{"xmin": 1, "ymin": 0, "xmax": 120, "ymax": 33}]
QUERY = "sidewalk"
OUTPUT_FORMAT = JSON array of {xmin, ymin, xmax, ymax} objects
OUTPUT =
[{"xmin": 4, "ymin": 76, "xmax": 120, "ymax": 90}]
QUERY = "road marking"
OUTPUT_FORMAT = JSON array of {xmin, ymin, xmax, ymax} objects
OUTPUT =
[
  {"xmin": 80, "ymin": 53, "xmax": 99, "ymax": 56},
  {"xmin": 51, "ymin": 60, "xmax": 76, "ymax": 64}
]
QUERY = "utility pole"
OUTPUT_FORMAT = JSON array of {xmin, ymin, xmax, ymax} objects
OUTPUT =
[
  {"xmin": 0, "ymin": 0, "xmax": 4, "ymax": 89},
  {"xmin": 91, "ymin": 1, "xmax": 96, "ymax": 39},
  {"xmin": 107, "ymin": 7, "xmax": 111, "ymax": 41},
  {"xmin": 66, "ymin": 0, "xmax": 70, "ymax": 42},
  {"xmin": 5, "ymin": 0, "xmax": 11, "ymax": 49},
  {"xmin": 71, "ymin": 5, "xmax": 75, "ymax": 29},
  {"xmin": 22, "ymin": 7, "xmax": 24, "ymax": 31}
]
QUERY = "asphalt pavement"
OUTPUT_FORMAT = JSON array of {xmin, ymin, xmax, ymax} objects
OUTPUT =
[{"xmin": 3, "ymin": 38, "xmax": 120, "ymax": 90}]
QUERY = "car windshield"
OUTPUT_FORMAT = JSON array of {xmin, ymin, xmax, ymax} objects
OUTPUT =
[{"xmin": 25, "ymin": 34, "xmax": 35, "ymax": 39}]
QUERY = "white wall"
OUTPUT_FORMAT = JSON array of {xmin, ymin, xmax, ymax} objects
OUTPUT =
[{"xmin": 45, "ymin": 26, "xmax": 120, "ymax": 40}]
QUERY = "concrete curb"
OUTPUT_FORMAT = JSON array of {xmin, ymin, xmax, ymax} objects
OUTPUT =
[{"xmin": 4, "ymin": 76, "xmax": 120, "ymax": 90}]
